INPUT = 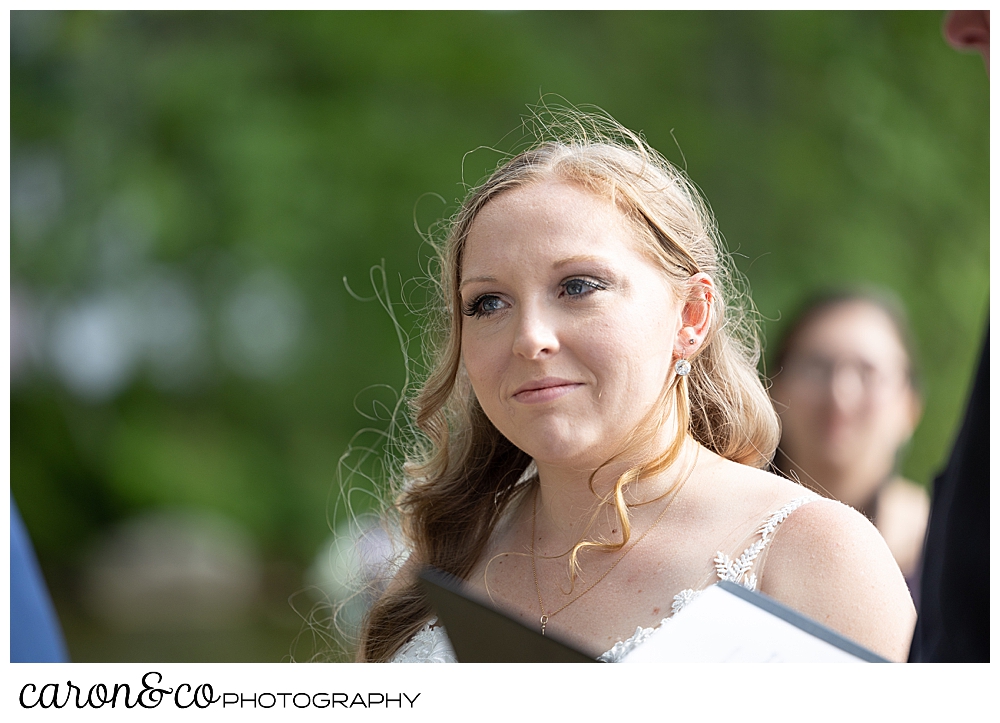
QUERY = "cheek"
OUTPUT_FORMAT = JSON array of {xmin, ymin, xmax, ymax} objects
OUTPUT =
[
  {"xmin": 589, "ymin": 320, "xmax": 669, "ymax": 401},
  {"xmin": 460, "ymin": 330, "xmax": 503, "ymax": 398},
  {"xmin": 871, "ymin": 395, "xmax": 912, "ymax": 434},
  {"xmin": 779, "ymin": 396, "xmax": 826, "ymax": 438}
]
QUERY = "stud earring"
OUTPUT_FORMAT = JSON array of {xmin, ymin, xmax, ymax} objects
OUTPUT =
[{"xmin": 675, "ymin": 358, "xmax": 692, "ymax": 376}]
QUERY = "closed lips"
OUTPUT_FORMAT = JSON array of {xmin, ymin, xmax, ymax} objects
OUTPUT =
[{"xmin": 512, "ymin": 378, "xmax": 582, "ymax": 403}]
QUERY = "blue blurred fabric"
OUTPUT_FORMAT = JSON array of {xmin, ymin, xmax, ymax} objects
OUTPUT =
[{"xmin": 10, "ymin": 497, "xmax": 69, "ymax": 662}]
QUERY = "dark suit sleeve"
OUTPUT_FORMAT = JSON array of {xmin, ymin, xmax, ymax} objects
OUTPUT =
[{"xmin": 909, "ymin": 328, "xmax": 989, "ymax": 662}]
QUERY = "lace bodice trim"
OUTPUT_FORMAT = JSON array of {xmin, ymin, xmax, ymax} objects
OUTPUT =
[
  {"xmin": 389, "ymin": 622, "xmax": 458, "ymax": 664},
  {"xmin": 390, "ymin": 495, "xmax": 818, "ymax": 663}
]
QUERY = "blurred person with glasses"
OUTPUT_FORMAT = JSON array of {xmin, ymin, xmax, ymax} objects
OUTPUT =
[{"xmin": 769, "ymin": 290, "xmax": 928, "ymax": 587}]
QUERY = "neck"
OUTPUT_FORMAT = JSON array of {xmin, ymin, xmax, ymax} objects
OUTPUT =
[{"xmin": 531, "ymin": 436, "xmax": 698, "ymax": 553}]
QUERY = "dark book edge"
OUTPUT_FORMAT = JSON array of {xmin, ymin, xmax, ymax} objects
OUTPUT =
[{"xmin": 418, "ymin": 566, "xmax": 598, "ymax": 663}]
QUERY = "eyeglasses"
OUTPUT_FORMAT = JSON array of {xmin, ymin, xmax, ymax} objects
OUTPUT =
[{"xmin": 782, "ymin": 354, "xmax": 908, "ymax": 394}]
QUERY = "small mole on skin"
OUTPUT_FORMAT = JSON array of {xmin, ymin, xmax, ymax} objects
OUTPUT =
[{"xmin": 652, "ymin": 607, "xmax": 661, "ymax": 615}]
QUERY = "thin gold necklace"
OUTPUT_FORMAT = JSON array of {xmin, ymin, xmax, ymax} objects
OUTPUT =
[{"xmin": 529, "ymin": 474, "xmax": 685, "ymax": 636}]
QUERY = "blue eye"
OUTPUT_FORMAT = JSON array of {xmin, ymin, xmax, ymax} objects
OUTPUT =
[
  {"xmin": 462, "ymin": 294, "xmax": 506, "ymax": 318},
  {"xmin": 480, "ymin": 296, "xmax": 505, "ymax": 313},
  {"xmin": 562, "ymin": 278, "xmax": 604, "ymax": 297}
]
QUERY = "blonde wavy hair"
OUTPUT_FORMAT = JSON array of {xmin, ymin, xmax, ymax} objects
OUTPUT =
[{"xmin": 356, "ymin": 107, "xmax": 779, "ymax": 662}]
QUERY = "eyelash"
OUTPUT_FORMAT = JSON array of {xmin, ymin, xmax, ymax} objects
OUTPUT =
[
  {"xmin": 562, "ymin": 278, "xmax": 606, "ymax": 297},
  {"xmin": 461, "ymin": 277, "xmax": 607, "ymax": 319},
  {"xmin": 462, "ymin": 295, "xmax": 504, "ymax": 319}
]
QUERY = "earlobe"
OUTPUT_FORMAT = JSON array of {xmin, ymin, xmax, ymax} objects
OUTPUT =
[{"xmin": 674, "ymin": 325, "xmax": 702, "ymax": 358}]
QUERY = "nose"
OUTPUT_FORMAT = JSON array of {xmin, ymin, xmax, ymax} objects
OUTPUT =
[
  {"xmin": 511, "ymin": 305, "xmax": 560, "ymax": 360},
  {"xmin": 828, "ymin": 363, "xmax": 866, "ymax": 415}
]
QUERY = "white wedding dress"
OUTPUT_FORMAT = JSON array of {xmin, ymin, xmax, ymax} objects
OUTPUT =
[{"xmin": 390, "ymin": 495, "xmax": 818, "ymax": 663}]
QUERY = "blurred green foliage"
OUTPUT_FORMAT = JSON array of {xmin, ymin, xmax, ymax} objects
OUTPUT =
[{"xmin": 10, "ymin": 10, "xmax": 988, "ymax": 660}]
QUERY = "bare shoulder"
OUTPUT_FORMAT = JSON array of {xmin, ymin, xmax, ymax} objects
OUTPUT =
[
  {"xmin": 760, "ymin": 497, "xmax": 916, "ymax": 661},
  {"xmin": 701, "ymin": 451, "xmax": 814, "ymax": 508}
]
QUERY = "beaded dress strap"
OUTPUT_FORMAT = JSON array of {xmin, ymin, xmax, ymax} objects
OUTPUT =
[{"xmin": 712, "ymin": 494, "xmax": 818, "ymax": 592}]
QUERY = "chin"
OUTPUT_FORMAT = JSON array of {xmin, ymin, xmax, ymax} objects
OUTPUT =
[
  {"xmin": 499, "ymin": 421, "xmax": 580, "ymax": 459},
  {"xmin": 515, "ymin": 434, "xmax": 612, "ymax": 470},
  {"xmin": 814, "ymin": 447, "xmax": 860, "ymax": 474}
]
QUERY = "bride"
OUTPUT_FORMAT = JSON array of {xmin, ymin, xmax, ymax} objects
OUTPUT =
[{"xmin": 356, "ymin": 110, "xmax": 915, "ymax": 663}]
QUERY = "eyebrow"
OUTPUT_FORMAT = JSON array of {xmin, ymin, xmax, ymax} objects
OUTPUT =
[
  {"xmin": 552, "ymin": 254, "xmax": 612, "ymax": 270},
  {"xmin": 459, "ymin": 275, "xmax": 497, "ymax": 291},
  {"xmin": 460, "ymin": 255, "xmax": 614, "ymax": 291}
]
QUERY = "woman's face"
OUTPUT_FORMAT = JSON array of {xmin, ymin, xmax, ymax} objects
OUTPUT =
[
  {"xmin": 459, "ymin": 180, "xmax": 685, "ymax": 469},
  {"xmin": 771, "ymin": 301, "xmax": 919, "ymax": 483}
]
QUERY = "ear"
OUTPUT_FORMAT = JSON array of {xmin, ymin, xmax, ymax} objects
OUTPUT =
[
  {"xmin": 674, "ymin": 272, "xmax": 714, "ymax": 357},
  {"xmin": 901, "ymin": 386, "xmax": 923, "ymax": 440}
]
